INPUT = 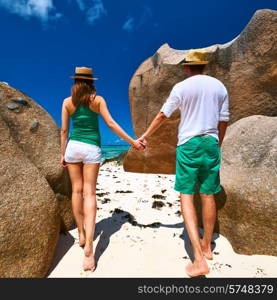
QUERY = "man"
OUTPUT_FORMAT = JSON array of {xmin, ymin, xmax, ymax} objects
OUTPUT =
[{"xmin": 137, "ymin": 49, "xmax": 230, "ymax": 277}]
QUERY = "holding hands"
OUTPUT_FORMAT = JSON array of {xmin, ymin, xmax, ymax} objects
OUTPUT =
[{"xmin": 131, "ymin": 135, "xmax": 147, "ymax": 151}]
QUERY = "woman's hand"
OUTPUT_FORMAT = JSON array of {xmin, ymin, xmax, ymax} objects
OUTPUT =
[
  {"xmin": 137, "ymin": 136, "xmax": 147, "ymax": 147},
  {"xmin": 60, "ymin": 155, "xmax": 67, "ymax": 168},
  {"xmin": 131, "ymin": 139, "xmax": 145, "ymax": 151}
]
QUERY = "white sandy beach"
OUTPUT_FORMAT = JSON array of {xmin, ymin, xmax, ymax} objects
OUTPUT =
[{"xmin": 48, "ymin": 162, "xmax": 277, "ymax": 278}]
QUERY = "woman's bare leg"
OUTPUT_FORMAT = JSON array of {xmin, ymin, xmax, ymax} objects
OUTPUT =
[
  {"xmin": 67, "ymin": 163, "xmax": 86, "ymax": 247},
  {"xmin": 82, "ymin": 163, "xmax": 100, "ymax": 271}
]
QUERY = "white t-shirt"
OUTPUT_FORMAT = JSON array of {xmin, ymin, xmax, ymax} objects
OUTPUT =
[{"xmin": 160, "ymin": 74, "xmax": 230, "ymax": 146}]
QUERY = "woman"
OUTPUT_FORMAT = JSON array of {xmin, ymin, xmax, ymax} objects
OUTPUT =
[{"xmin": 60, "ymin": 67, "xmax": 143, "ymax": 271}]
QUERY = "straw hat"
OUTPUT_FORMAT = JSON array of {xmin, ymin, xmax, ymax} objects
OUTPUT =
[
  {"xmin": 181, "ymin": 49, "xmax": 209, "ymax": 65},
  {"xmin": 70, "ymin": 67, "xmax": 98, "ymax": 80}
]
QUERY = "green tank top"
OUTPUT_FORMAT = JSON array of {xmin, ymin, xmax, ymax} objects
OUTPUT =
[{"xmin": 69, "ymin": 105, "xmax": 101, "ymax": 147}]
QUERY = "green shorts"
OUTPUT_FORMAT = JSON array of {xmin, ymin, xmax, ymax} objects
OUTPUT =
[{"xmin": 174, "ymin": 135, "xmax": 221, "ymax": 195}]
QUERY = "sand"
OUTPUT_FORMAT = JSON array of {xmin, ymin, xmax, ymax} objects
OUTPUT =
[{"xmin": 48, "ymin": 162, "xmax": 277, "ymax": 278}]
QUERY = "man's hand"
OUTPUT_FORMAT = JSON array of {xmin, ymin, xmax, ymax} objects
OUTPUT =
[
  {"xmin": 132, "ymin": 139, "xmax": 145, "ymax": 151},
  {"xmin": 218, "ymin": 121, "xmax": 228, "ymax": 147},
  {"xmin": 137, "ymin": 136, "xmax": 147, "ymax": 148}
]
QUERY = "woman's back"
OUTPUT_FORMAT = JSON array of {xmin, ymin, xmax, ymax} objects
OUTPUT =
[{"xmin": 69, "ymin": 101, "xmax": 101, "ymax": 147}]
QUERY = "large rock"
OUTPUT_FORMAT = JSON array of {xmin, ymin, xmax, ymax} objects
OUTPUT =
[
  {"xmin": 0, "ymin": 117, "xmax": 60, "ymax": 277},
  {"xmin": 218, "ymin": 115, "xmax": 276, "ymax": 256},
  {"xmin": 124, "ymin": 9, "xmax": 277, "ymax": 174},
  {"xmin": 185, "ymin": 115, "xmax": 276, "ymax": 256},
  {"xmin": 0, "ymin": 83, "xmax": 74, "ymax": 277}
]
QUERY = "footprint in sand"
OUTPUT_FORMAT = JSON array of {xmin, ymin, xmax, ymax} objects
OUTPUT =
[
  {"xmin": 152, "ymin": 201, "xmax": 165, "ymax": 210},
  {"xmin": 96, "ymin": 192, "xmax": 110, "ymax": 197},
  {"xmin": 101, "ymin": 198, "xmax": 111, "ymax": 204},
  {"xmin": 255, "ymin": 267, "xmax": 267, "ymax": 277},
  {"xmin": 152, "ymin": 194, "xmax": 166, "ymax": 200},
  {"xmin": 80, "ymin": 270, "xmax": 93, "ymax": 277},
  {"xmin": 211, "ymin": 262, "xmax": 233, "ymax": 273}
]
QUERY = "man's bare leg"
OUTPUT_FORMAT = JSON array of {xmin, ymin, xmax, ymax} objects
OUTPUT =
[
  {"xmin": 180, "ymin": 193, "xmax": 209, "ymax": 277},
  {"xmin": 200, "ymin": 193, "xmax": 216, "ymax": 260}
]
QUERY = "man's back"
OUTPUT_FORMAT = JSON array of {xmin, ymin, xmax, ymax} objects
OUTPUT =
[
  {"xmin": 161, "ymin": 74, "xmax": 229, "ymax": 146},
  {"xmin": 138, "ymin": 53, "xmax": 231, "ymax": 277}
]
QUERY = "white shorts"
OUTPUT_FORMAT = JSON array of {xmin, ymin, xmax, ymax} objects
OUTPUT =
[{"xmin": 64, "ymin": 140, "xmax": 102, "ymax": 164}]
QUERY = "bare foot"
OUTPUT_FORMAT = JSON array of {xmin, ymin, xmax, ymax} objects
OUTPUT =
[
  {"xmin": 83, "ymin": 243, "xmax": 95, "ymax": 271},
  {"xmin": 200, "ymin": 239, "xmax": 213, "ymax": 260},
  {"xmin": 185, "ymin": 258, "xmax": 210, "ymax": 277},
  {"xmin": 78, "ymin": 231, "xmax": 86, "ymax": 248}
]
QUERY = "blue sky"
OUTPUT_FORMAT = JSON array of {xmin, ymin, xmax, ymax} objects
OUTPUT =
[{"xmin": 0, "ymin": 0, "xmax": 276, "ymax": 145}]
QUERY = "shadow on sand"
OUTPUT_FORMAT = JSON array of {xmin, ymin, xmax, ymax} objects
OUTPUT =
[
  {"xmin": 93, "ymin": 210, "xmax": 130, "ymax": 264},
  {"xmin": 48, "ymin": 186, "xmax": 227, "ymax": 277},
  {"xmin": 47, "ymin": 231, "xmax": 75, "ymax": 276},
  {"xmin": 94, "ymin": 209, "xmax": 218, "ymax": 277}
]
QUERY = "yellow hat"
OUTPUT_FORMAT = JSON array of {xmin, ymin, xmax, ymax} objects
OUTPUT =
[
  {"xmin": 70, "ymin": 67, "xmax": 98, "ymax": 80},
  {"xmin": 181, "ymin": 49, "xmax": 209, "ymax": 65}
]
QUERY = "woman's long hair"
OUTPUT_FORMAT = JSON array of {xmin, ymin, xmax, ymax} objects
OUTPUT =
[{"xmin": 71, "ymin": 79, "xmax": 96, "ymax": 106}]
